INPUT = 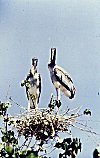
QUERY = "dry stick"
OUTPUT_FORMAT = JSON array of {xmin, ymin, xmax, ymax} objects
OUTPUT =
[
  {"xmin": 75, "ymin": 121, "xmax": 100, "ymax": 137},
  {"xmin": 75, "ymin": 120, "xmax": 93, "ymax": 130},
  {"xmin": 9, "ymin": 97, "xmax": 27, "ymax": 111},
  {"xmin": 9, "ymin": 104, "xmax": 100, "ymax": 157},
  {"xmin": 66, "ymin": 106, "xmax": 82, "ymax": 114},
  {"xmin": 31, "ymin": 139, "xmax": 39, "ymax": 149},
  {"xmin": 62, "ymin": 106, "xmax": 83, "ymax": 117},
  {"xmin": 40, "ymin": 147, "xmax": 56, "ymax": 157},
  {"xmin": 71, "ymin": 124, "xmax": 100, "ymax": 135},
  {"xmin": 70, "ymin": 151, "xmax": 76, "ymax": 158},
  {"xmin": 14, "ymin": 107, "xmax": 99, "ymax": 143},
  {"xmin": 19, "ymin": 137, "xmax": 28, "ymax": 150},
  {"xmin": 5, "ymin": 84, "xmax": 11, "ymax": 101},
  {"xmin": 27, "ymin": 137, "xmax": 33, "ymax": 148}
]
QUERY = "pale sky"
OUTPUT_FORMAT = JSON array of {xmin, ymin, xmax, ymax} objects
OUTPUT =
[{"xmin": 0, "ymin": 0, "xmax": 100, "ymax": 157}]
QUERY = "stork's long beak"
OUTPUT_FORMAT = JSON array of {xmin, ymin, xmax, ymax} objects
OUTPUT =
[
  {"xmin": 51, "ymin": 48, "xmax": 56, "ymax": 65},
  {"xmin": 35, "ymin": 59, "xmax": 38, "ymax": 66}
]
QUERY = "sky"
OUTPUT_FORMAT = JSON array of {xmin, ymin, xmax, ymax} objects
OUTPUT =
[{"xmin": 0, "ymin": 0, "xmax": 100, "ymax": 157}]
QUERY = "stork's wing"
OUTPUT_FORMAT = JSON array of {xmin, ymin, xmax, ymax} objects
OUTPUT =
[
  {"xmin": 39, "ymin": 74, "xmax": 41, "ymax": 95},
  {"xmin": 54, "ymin": 67, "xmax": 73, "ymax": 91},
  {"xmin": 26, "ymin": 86, "xmax": 29, "ymax": 100},
  {"xmin": 25, "ymin": 73, "xmax": 33, "ymax": 100}
]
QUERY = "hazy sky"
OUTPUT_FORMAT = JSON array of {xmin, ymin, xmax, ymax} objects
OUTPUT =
[{"xmin": 0, "ymin": 0, "xmax": 100, "ymax": 157}]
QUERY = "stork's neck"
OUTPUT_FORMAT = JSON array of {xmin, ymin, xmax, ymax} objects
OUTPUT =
[
  {"xmin": 48, "ymin": 66, "xmax": 55, "ymax": 79},
  {"xmin": 30, "ymin": 66, "xmax": 37, "ymax": 75}
]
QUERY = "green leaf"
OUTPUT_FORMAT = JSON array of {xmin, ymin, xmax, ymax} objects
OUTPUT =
[
  {"xmin": 0, "ymin": 143, "xmax": 4, "ymax": 150},
  {"xmin": 12, "ymin": 154, "xmax": 17, "ymax": 158},
  {"xmin": 5, "ymin": 146, "xmax": 14, "ymax": 155},
  {"xmin": 26, "ymin": 83, "xmax": 30, "ymax": 88},
  {"xmin": 84, "ymin": 109, "xmax": 91, "ymax": 116},
  {"xmin": 21, "ymin": 80, "xmax": 25, "ymax": 87},
  {"xmin": 55, "ymin": 142, "xmax": 61, "ymax": 148},
  {"xmin": 26, "ymin": 153, "xmax": 34, "ymax": 158},
  {"xmin": 2, "ymin": 136, "xmax": 7, "ymax": 142},
  {"xmin": 63, "ymin": 138, "xmax": 71, "ymax": 144},
  {"xmin": 26, "ymin": 153, "xmax": 38, "ymax": 158}
]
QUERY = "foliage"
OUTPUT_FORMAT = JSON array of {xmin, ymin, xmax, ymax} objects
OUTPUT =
[
  {"xmin": 0, "ymin": 97, "xmax": 95, "ymax": 158},
  {"xmin": 93, "ymin": 145, "xmax": 100, "ymax": 158},
  {"xmin": 0, "ymin": 102, "xmax": 40, "ymax": 158},
  {"xmin": 21, "ymin": 80, "xmax": 30, "ymax": 88},
  {"xmin": 55, "ymin": 138, "xmax": 81, "ymax": 158},
  {"xmin": 83, "ymin": 109, "xmax": 91, "ymax": 116}
]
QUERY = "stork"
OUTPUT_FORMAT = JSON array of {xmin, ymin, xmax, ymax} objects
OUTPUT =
[
  {"xmin": 25, "ymin": 58, "xmax": 41, "ymax": 111},
  {"xmin": 48, "ymin": 48, "xmax": 76, "ymax": 106}
]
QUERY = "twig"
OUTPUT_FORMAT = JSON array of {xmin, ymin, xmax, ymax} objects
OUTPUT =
[
  {"xmin": 27, "ymin": 137, "xmax": 33, "ymax": 148},
  {"xmin": 9, "ymin": 97, "xmax": 27, "ymax": 111},
  {"xmin": 40, "ymin": 147, "xmax": 56, "ymax": 157},
  {"xmin": 19, "ymin": 137, "xmax": 28, "ymax": 150},
  {"xmin": 71, "ymin": 124, "xmax": 100, "ymax": 136},
  {"xmin": 6, "ymin": 84, "xmax": 10, "ymax": 101}
]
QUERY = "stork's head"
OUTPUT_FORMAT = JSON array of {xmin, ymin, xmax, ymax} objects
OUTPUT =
[
  {"xmin": 48, "ymin": 48, "xmax": 56, "ymax": 69},
  {"xmin": 30, "ymin": 58, "xmax": 38, "ymax": 75},
  {"xmin": 32, "ymin": 58, "xmax": 38, "ymax": 68}
]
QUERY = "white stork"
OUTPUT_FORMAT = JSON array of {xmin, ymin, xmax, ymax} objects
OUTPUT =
[
  {"xmin": 25, "ymin": 58, "xmax": 41, "ymax": 111},
  {"xmin": 48, "ymin": 48, "xmax": 76, "ymax": 105}
]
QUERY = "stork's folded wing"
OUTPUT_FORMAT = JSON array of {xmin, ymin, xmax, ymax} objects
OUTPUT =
[
  {"xmin": 39, "ymin": 73, "xmax": 41, "ymax": 97},
  {"xmin": 54, "ymin": 67, "xmax": 73, "ymax": 91}
]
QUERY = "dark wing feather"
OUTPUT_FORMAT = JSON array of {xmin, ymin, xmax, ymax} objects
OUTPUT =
[
  {"xmin": 25, "ymin": 71, "xmax": 34, "ymax": 100},
  {"xmin": 26, "ymin": 86, "xmax": 29, "ymax": 100},
  {"xmin": 37, "ymin": 74, "xmax": 41, "ymax": 103},
  {"xmin": 54, "ymin": 67, "xmax": 73, "ymax": 92},
  {"xmin": 39, "ymin": 74, "xmax": 41, "ymax": 95}
]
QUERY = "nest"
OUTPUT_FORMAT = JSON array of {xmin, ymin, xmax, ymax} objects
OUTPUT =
[{"xmin": 12, "ymin": 108, "xmax": 80, "ymax": 141}]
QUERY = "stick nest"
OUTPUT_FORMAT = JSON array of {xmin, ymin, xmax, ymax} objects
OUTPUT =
[{"xmin": 12, "ymin": 108, "xmax": 80, "ymax": 141}]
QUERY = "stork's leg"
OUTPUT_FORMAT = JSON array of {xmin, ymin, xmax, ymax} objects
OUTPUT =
[
  {"xmin": 28, "ymin": 95, "xmax": 35, "ymax": 111},
  {"xmin": 56, "ymin": 88, "xmax": 61, "ymax": 111},
  {"xmin": 56, "ymin": 88, "xmax": 60, "ymax": 101},
  {"xmin": 36, "ymin": 88, "xmax": 40, "ymax": 109},
  {"xmin": 34, "ymin": 98, "xmax": 38, "ymax": 109}
]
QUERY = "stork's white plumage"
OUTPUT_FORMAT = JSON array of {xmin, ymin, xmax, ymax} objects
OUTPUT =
[
  {"xmin": 26, "ymin": 58, "xmax": 41, "ymax": 111},
  {"xmin": 48, "ymin": 48, "xmax": 76, "ymax": 103}
]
